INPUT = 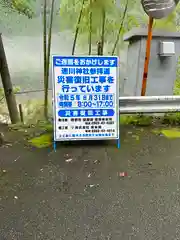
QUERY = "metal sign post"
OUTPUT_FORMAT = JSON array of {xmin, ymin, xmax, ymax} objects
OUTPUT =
[
  {"xmin": 141, "ymin": 0, "xmax": 180, "ymax": 96},
  {"xmin": 52, "ymin": 56, "xmax": 120, "ymax": 151},
  {"xmin": 141, "ymin": 16, "xmax": 154, "ymax": 96}
]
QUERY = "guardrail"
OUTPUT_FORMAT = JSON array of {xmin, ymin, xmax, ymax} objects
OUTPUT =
[
  {"xmin": 119, "ymin": 96, "xmax": 180, "ymax": 114},
  {"xmin": 14, "ymin": 90, "xmax": 180, "ymax": 114}
]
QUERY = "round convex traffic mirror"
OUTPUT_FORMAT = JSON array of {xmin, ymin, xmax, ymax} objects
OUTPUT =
[{"xmin": 141, "ymin": 0, "xmax": 180, "ymax": 19}]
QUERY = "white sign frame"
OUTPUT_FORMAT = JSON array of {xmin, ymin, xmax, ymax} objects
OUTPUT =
[{"xmin": 52, "ymin": 55, "xmax": 119, "ymax": 142}]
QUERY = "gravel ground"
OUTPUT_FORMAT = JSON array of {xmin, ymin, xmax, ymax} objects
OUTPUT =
[{"xmin": 0, "ymin": 125, "xmax": 180, "ymax": 239}]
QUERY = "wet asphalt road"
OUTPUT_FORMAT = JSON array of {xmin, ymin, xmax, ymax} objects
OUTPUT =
[{"xmin": 1, "ymin": 126, "xmax": 180, "ymax": 239}]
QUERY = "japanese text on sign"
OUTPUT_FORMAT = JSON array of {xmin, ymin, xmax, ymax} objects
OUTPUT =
[{"xmin": 52, "ymin": 56, "xmax": 119, "ymax": 140}]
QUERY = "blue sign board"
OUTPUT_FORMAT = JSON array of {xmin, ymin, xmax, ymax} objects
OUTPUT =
[{"xmin": 52, "ymin": 56, "xmax": 119, "ymax": 141}]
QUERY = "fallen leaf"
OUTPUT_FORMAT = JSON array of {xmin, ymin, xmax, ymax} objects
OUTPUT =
[
  {"xmin": 66, "ymin": 158, "xmax": 73, "ymax": 163},
  {"xmin": 136, "ymin": 136, "xmax": 140, "ymax": 141},
  {"xmin": 152, "ymin": 129, "xmax": 160, "ymax": 135},
  {"xmin": 14, "ymin": 156, "xmax": 20, "ymax": 162},
  {"xmin": 132, "ymin": 135, "xmax": 139, "ymax": 140},
  {"xmin": 94, "ymin": 160, "xmax": 100, "ymax": 164},
  {"xmin": 118, "ymin": 172, "xmax": 128, "ymax": 177},
  {"xmin": 5, "ymin": 143, "xmax": 12, "ymax": 147}
]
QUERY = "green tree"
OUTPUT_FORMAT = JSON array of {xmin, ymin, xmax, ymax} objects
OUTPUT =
[
  {"xmin": 59, "ymin": 0, "xmax": 180, "ymax": 55},
  {"xmin": 1, "ymin": 0, "xmax": 36, "ymax": 18},
  {"xmin": 59, "ymin": 0, "xmax": 122, "ymax": 54},
  {"xmin": 1, "ymin": 0, "xmax": 56, "ymax": 120},
  {"xmin": 43, "ymin": 0, "xmax": 56, "ymax": 120},
  {"xmin": 71, "ymin": 0, "xmax": 86, "ymax": 55}
]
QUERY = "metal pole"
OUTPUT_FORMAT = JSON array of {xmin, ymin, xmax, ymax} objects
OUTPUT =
[
  {"xmin": 119, "ymin": 95, "xmax": 180, "ymax": 101},
  {"xmin": 119, "ymin": 95, "xmax": 180, "ymax": 114},
  {"xmin": 141, "ymin": 17, "xmax": 154, "ymax": 96}
]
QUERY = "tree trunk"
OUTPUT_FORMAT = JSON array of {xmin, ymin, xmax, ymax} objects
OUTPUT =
[
  {"xmin": 0, "ymin": 132, "xmax": 4, "ymax": 146},
  {"xmin": 44, "ymin": 0, "xmax": 55, "ymax": 120},
  {"xmin": 101, "ymin": 7, "xmax": 106, "ymax": 55},
  {"xmin": 43, "ymin": 0, "xmax": 47, "ymax": 119},
  {"xmin": 98, "ymin": 7, "xmax": 106, "ymax": 55},
  {"xmin": 0, "ymin": 34, "xmax": 19, "ymax": 124},
  {"xmin": 88, "ymin": 0, "xmax": 92, "ymax": 55},
  {"xmin": 111, "ymin": 0, "xmax": 128, "ymax": 55},
  {"xmin": 72, "ymin": 0, "xmax": 85, "ymax": 55},
  {"xmin": 97, "ymin": 41, "xmax": 103, "ymax": 55}
]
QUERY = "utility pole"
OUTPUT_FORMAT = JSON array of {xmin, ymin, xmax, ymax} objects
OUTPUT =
[{"xmin": 0, "ymin": 33, "xmax": 20, "ymax": 123}]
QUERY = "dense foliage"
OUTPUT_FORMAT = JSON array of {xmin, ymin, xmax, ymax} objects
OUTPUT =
[{"xmin": 1, "ymin": 0, "xmax": 180, "ymax": 52}]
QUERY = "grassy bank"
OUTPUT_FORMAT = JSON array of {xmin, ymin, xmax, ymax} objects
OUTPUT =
[{"xmin": 120, "ymin": 113, "xmax": 180, "ymax": 126}]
